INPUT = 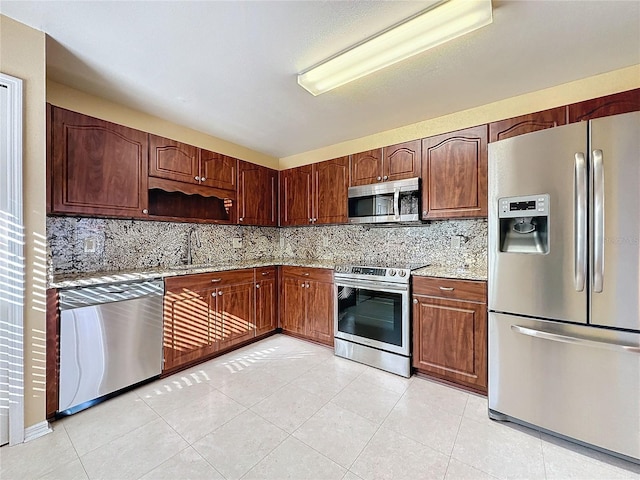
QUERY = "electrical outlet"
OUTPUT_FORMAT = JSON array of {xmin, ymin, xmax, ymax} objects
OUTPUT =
[
  {"xmin": 280, "ymin": 237, "xmax": 285, "ymax": 249},
  {"xmin": 322, "ymin": 236, "xmax": 329, "ymax": 247},
  {"xmin": 450, "ymin": 235, "xmax": 462, "ymax": 249},
  {"xmin": 83, "ymin": 237, "xmax": 97, "ymax": 253},
  {"xmin": 232, "ymin": 238, "xmax": 243, "ymax": 249}
]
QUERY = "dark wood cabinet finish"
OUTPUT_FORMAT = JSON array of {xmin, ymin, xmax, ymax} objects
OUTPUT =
[
  {"xmin": 314, "ymin": 156, "xmax": 349, "ymax": 224},
  {"xmin": 163, "ymin": 269, "xmax": 256, "ymax": 372},
  {"xmin": 279, "ymin": 266, "xmax": 334, "ymax": 346},
  {"xmin": 280, "ymin": 165, "xmax": 313, "ymax": 226},
  {"xmin": 383, "ymin": 140, "xmax": 421, "ymax": 181},
  {"xmin": 421, "ymin": 125, "xmax": 488, "ymax": 219},
  {"xmin": 149, "ymin": 134, "xmax": 199, "ymax": 184},
  {"xmin": 568, "ymin": 88, "xmax": 640, "ymax": 123},
  {"xmin": 51, "ymin": 106, "xmax": 149, "ymax": 217},
  {"xmin": 280, "ymin": 157, "xmax": 349, "ymax": 226},
  {"xmin": 237, "ymin": 161, "xmax": 278, "ymax": 226},
  {"xmin": 412, "ymin": 277, "xmax": 487, "ymax": 394},
  {"xmin": 255, "ymin": 267, "xmax": 278, "ymax": 336},
  {"xmin": 489, "ymin": 107, "xmax": 567, "ymax": 143},
  {"xmin": 199, "ymin": 149, "xmax": 237, "ymax": 191},
  {"xmin": 351, "ymin": 148, "xmax": 383, "ymax": 186},
  {"xmin": 46, "ymin": 289, "xmax": 59, "ymax": 419}
]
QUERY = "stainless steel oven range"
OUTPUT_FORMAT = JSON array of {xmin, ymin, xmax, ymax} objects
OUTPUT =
[{"xmin": 334, "ymin": 263, "xmax": 425, "ymax": 377}]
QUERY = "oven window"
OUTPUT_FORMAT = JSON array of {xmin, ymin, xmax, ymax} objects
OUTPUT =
[{"xmin": 337, "ymin": 286, "xmax": 403, "ymax": 346}]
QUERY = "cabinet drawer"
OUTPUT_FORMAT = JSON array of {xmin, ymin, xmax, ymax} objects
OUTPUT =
[
  {"xmin": 255, "ymin": 266, "xmax": 277, "ymax": 278},
  {"xmin": 412, "ymin": 276, "xmax": 486, "ymax": 303},
  {"xmin": 280, "ymin": 266, "xmax": 333, "ymax": 283},
  {"xmin": 165, "ymin": 269, "xmax": 255, "ymax": 290}
]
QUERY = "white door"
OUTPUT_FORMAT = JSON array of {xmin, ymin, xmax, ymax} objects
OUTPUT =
[{"xmin": 0, "ymin": 73, "xmax": 25, "ymax": 446}]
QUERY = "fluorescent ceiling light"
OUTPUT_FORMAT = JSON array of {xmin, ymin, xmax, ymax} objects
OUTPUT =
[{"xmin": 298, "ymin": 0, "xmax": 493, "ymax": 96}]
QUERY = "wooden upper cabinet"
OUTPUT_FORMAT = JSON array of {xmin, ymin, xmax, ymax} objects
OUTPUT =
[
  {"xmin": 383, "ymin": 140, "xmax": 421, "ymax": 181},
  {"xmin": 489, "ymin": 107, "xmax": 567, "ymax": 143},
  {"xmin": 199, "ymin": 149, "xmax": 237, "ymax": 191},
  {"xmin": 314, "ymin": 156, "xmax": 349, "ymax": 224},
  {"xmin": 568, "ymin": 88, "xmax": 640, "ymax": 123},
  {"xmin": 421, "ymin": 125, "xmax": 488, "ymax": 220},
  {"xmin": 237, "ymin": 161, "xmax": 278, "ymax": 226},
  {"xmin": 149, "ymin": 134, "xmax": 199, "ymax": 184},
  {"xmin": 280, "ymin": 165, "xmax": 313, "ymax": 226},
  {"xmin": 351, "ymin": 148, "xmax": 383, "ymax": 186},
  {"xmin": 51, "ymin": 106, "xmax": 149, "ymax": 218}
]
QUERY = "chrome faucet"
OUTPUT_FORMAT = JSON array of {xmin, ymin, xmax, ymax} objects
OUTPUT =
[{"xmin": 184, "ymin": 227, "xmax": 202, "ymax": 265}]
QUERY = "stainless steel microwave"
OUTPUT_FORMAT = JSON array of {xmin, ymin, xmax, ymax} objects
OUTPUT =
[{"xmin": 348, "ymin": 177, "xmax": 421, "ymax": 224}]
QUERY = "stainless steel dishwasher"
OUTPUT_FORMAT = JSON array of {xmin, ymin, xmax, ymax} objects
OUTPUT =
[{"xmin": 58, "ymin": 279, "xmax": 164, "ymax": 414}]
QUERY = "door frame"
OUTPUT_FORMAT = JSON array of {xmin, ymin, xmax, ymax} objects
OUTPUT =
[{"xmin": 0, "ymin": 72, "xmax": 25, "ymax": 445}]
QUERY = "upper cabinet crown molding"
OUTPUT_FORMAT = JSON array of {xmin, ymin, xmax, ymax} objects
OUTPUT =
[
  {"xmin": 489, "ymin": 107, "xmax": 567, "ymax": 143},
  {"xmin": 567, "ymin": 88, "xmax": 640, "ymax": 123}
]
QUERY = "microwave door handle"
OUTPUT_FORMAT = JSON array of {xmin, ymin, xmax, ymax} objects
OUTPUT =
[{"xmin": 393, "ymin": 188, "xmax": 400, "ymax": 220}]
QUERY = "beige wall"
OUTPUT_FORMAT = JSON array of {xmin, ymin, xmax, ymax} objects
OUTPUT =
[
  {"xmin": 47, "ymin": 80, "xmax": 279, "ymax": 169},
  {"xmin": 280, "ymin": 65, "xmax": 640, "ymax": 168},
  {"xmin": 0, "ymin": 15, "xmax": 47, "ymax": 428}
]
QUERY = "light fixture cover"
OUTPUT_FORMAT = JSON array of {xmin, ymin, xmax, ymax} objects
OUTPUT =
[{"xmin": 298, "ymin": 0, "xmax": 493, "ymax": 96}]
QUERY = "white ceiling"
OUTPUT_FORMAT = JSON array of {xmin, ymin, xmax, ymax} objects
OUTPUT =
[{"xmin": 2, "ymin": 1, "xmax": 639, "ymax": 158}]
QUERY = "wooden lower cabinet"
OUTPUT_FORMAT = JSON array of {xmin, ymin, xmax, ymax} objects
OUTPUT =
[
  {"xmin": 163, "ymin": 269, "xmax": 258, "ymax": 372},
  {"xmin": 412, "ymin": 276, "xmax": 487, "ymax": 394},
  {"xmin": 255, "ymin": 267, "xmax": 278, "ymax": 336},
  {"xmin": 279, "ymin": 266, "xmax": 334, "ymax": 346}
]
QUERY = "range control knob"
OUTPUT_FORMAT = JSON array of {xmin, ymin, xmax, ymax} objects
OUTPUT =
[
  {"xmin": 398, "ymin": 270, "xmax": 407, "ymax": 277},
  {"xmin": 388, "ymin": 269, "xmax": 396, "ymax": 276}
]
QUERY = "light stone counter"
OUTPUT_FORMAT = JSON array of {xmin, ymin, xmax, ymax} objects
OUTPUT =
[{"xmin": 411, "ymin": 264, "xmax": 487, "ymax": 281}]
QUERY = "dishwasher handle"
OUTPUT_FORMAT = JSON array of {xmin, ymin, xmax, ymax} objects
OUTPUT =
[{"xmin": 59, "ymin": 279, "xmax": 164, "ymax": 310}]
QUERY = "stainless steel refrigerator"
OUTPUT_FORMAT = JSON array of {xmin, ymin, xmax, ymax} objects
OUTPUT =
[{"xmin": 488, "ymin": 111, "xmax": 640, "ymax": 463}]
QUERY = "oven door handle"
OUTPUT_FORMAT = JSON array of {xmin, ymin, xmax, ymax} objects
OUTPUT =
[{"xmin": 335, "ymin": 279, "xmax": 408, "ymax": 293}]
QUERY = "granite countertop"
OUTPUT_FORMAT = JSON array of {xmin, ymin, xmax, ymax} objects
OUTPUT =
[
  {"xmin": 411, "ymin": 264, "xmax": 487, "ymax": 281},
  {"xmin": 48, "ymin": 258, "xmax": 337, "ymax": 289}
]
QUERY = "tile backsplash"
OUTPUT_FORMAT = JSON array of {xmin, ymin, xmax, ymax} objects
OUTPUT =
[{"xmin": 47, "ymin": 216, "xmax": 487, "ymax": 277}]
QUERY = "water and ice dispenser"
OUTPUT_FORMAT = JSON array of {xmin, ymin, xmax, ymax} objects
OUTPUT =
[{"xmin": 498, "ymin": 194, "xmax": 549, "ymax": 254}]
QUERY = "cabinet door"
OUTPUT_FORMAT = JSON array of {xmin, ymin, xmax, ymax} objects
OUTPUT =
[
  {"xmin": 412, "ymin": 295, "xmax": 487, "ymax": 391},
  {"xmin": 51, "ymin": 107, "xmax": 149, "ymax": 217},
  {"xmin": 149, "ymin": 134, "xmax": 199, "ymax": 184},
  {"xmin": 163, "ymin": 285, "xmax": 215, "ymax": 371},
  {"xmin": 489, "ymin": 107, "xmax": 567, "ymax": 143},
  {"xmin": 306, "ymin": 280, "xmax": 334, "ymax": 346},
  {"xmin": 421, "ymin": 125, "xmax": 488, "ymax": 219},
  {"xmin": 351, "ymin": 149, "xmax": 383, "ymax": 186},
  {"xmin": 383, "ymin": 140, "xmax": 421, "ymax": 182},
  {"xmin": 217, "ymin": 282, "xmax": 255, "ymax": 349},
  {"xmin": 255, "ymin": 268, "xmax": 277, "ymax": 336},
  {"xmin": 237, "ymin": 161, "xmax": 278, "ymax": 226},
  {"xmin": 200, "ymin": 150, "xmax": 237, "ymax": 191},
  {"xmin": 568, "ymin": 88, "xmax": 640, "ymax": 123},
  {"xmin": 314, "ymin": 157, "xmax": 349, "ymax": 225},
  {"xmin": 280, "ymin": 165, "xmax": 313, "ymax": 226},
  {"xmin": 280, "ymin": 275, "xmax": 306, "ymax": 335}
]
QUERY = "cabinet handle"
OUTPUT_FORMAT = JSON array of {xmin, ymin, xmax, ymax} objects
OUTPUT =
[
  {"xmin": 303, "ymin": 273, "xmax": 310, "ymax": 276},
  {"xmin": 413, "ymin": 299, "xmax": 418, "ymax": 304},
  {"xmin": 301, "ymin": 283, "xmax": 305, "ymax": 287},
  {"xmin": 142, "ymin": 209, "xmax": 149, "ymax": 214},
  {"xmin": 261, "ymin": 272, "xmax": 270, "ymax": 276},
  {"xmin": 439, "ymin": 286, "xmax": 454, "ymax": 291},
  {"xmin": 239, "ymin": 217, "xmax": 244, "ymax": 222},
  {"xmin": 211, "ymin": 278, "xmax": 222, "ymax": 283},
  {"xmin": 377, "ymin": 176, "xmax": 382, "ymax": 181},
  {"xmin": 195, "ymin": 176, "xmax": 200, "ymax": 181},
  {"xmin": 256, "ymin": 284, "xmax": 260, "ymax": 289},
  {"xmin": 212, "ymin": 292, "xmax": 217, "ymax": 297},
  {"xmin": 201, "ymin": 177, "xmax": 206, "ymax": 181},
  {"xmin": 383, "ymin": 175, "xmax": 389, "ymax": 180},
  {"xmin": 218, "ymin": 290, "xmax": 223, "ymax": 295},
  {"xmin": 309, "ymin": 218, "xmax": 313, "ymax": 223},
  {"xmin": 306, "ymin": 283, "xmax": 310, "ymax": 288}
]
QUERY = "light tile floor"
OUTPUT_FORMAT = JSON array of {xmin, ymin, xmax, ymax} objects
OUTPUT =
[{"xmin": 2, "ymin": 334, "xmax": 639, "ymax": 480}]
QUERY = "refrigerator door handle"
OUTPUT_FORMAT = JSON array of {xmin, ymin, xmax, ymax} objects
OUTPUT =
[
  {"xmin": 511, "ymin": 325, "xmax": 640, "ymax": 354},
  {"xmin": 593, "ymin": 149, "xmax": 605, "ymax": 293},
  {"xmin": 574, "ymin": 152, "xmax": 587, "ymax": 292}
]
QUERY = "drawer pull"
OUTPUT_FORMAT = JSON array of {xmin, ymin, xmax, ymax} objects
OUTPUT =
[
  {"xmin": 211, "ymin": 278, "xmax": 222, "ymax": 283},
  {"xmin": 304, "ymin": 273, "xmax": 310, "ymax": 276},
  {"xmin": 439, "ymin": 286, "xmax": 454, "ymax": 291},
  {"xmin": 261, "ymin": 272, "xmax": 270, "ymax": 276}
]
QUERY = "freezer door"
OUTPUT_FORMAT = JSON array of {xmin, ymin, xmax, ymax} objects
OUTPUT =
[
  {"xmin": 589, "ymin": 112, "xmax": 640, "ymax": 331},
  {"xmin": 488, "ymin": 123, "xmax": 588, "ymax": 323},
  {"xmin": 489, "ymin": 312, "xmax": 640, "ymax": 461}
]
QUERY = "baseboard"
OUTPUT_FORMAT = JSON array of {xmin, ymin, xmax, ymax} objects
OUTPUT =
[{"xmin": 24, "ymin": 421, "xmax": 52, "ymax": 443}]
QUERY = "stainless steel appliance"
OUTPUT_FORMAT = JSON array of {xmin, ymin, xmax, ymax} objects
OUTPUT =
[
  {"xmin": 334, "ymin": 263, "xmax": 424, "ymax": 377},
  {"xmin": 488, "ymin": 111, "xmax": 640, "ymax": 463},
  {"xmin": 58, "ymin": 279, "xmax": 164, "ymax": 414},
  {"xmin": 348, "ymin": 177, "xmax": 421, "ymax": 224}
]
